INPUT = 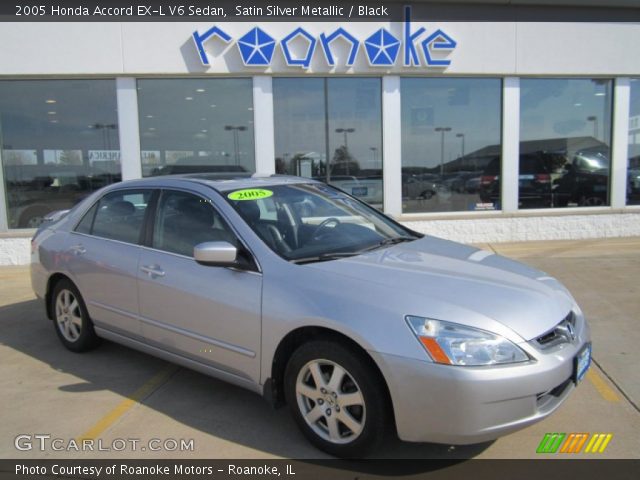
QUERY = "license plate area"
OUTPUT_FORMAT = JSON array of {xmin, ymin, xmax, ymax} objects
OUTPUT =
[
  {"xmin": 352, "ymin": 187, "xmax": 368, "ymax": 197},
  {"xmin": 574, "ymin": 343, "xmax": 592, "ymax": 384}
]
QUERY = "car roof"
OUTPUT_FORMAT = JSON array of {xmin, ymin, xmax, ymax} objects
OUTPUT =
[{"xmin": 109, "ymin": 173, "xmax": 320, "ymax": 193}]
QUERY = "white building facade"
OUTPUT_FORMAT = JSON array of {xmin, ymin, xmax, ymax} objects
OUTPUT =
[{"xmin": 1, "ymin": 1, "xmax": 640, "ymax": 265}]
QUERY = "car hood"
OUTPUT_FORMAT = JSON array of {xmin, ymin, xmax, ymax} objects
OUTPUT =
[{"xmin": 308, "ymin": 236, "xmax": 574, "ymax": 341}]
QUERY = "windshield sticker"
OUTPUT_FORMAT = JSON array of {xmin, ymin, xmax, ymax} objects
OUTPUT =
[{"xmin": 228, "ymin": 188, "xmax": 274, "ymax": 201}]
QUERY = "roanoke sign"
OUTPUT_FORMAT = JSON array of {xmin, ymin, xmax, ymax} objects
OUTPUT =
[{"xmin": 192, "ymin": 6, "xmax": 456, "ymax": 69}]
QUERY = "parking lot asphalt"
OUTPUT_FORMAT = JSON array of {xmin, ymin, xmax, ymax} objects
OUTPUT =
[{"xmin": 1, "ymin": 237, "xmax": 639, "ymax": 459}]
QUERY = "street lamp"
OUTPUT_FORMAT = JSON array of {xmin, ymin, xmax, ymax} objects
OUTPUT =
[
  {"xmin": 456, "ymin": 133, "xmax": 466, "ymax": 169},
  {"xmin": 91, "ymin": 123, "xmax": 118, "ymax": 150},
  {"xmin": 586, "ymin": 116, "xmax": 599, "ymax": 140},
  {"xmin": 335, "ymin": 128, "xmax": 355, "ymax": 175},
  {"xmin": 455, "ymin": 133, "xmax": 465, "ymax": 158},
  {"xmin": 370, "ymin": 147, "xmax": 378, "ymax": 163},
  {"xmin": 435, "ymin": 127, "xmax": 452, "ymax": 176},
  {"xmin": 335, "ymin": 128, "xmax": 355, "ymax": 150},
  {"xmin": 224, "ymin": 125, "xmax": 247, "ymax": 165}
]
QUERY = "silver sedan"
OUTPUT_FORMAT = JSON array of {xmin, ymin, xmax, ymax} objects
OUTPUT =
[{"xmin": 31, "ymin": 174, "xmax": 591, "ymax": 457}]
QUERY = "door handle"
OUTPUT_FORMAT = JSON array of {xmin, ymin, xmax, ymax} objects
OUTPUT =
[
  {"xmin": 69, "ymin": 244, "xmax": 86, "ymax": 256},
  {"xmin": 140, "ymin": 265, "xmax": 165, "ymax": 278}
]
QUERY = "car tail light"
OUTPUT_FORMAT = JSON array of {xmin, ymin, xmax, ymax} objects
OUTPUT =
[
  {"xmin": 535, "ymin": 173, "xmax": 551, "ymax": 184},
  {"xmin": 481, "ymin": 175, "xmax": 497, "ymax": 186}
]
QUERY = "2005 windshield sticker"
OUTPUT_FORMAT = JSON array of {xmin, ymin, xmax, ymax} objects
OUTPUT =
[{"xmin": 228, "ymin": 188, "xmax": 273, "ymax": 201}]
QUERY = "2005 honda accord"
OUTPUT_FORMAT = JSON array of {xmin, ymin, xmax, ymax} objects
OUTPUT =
[{"xmin": 31, "ymin": 174, "xmax": 591, "ymax": 457}]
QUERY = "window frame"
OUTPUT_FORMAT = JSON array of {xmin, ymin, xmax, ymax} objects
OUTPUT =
[
  {"xmin": 142, "ymin": 187, "xmax": 261, "ymax": 272},
  {"xmin": 71, "ymin": 187, "xmax": 156, "ymax": 246}
]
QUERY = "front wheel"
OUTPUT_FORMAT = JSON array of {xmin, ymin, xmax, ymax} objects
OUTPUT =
[
  {"xmin": 51, "ymin": 279, "xmax": 101, "ymax": 352},
  {"xmin": 284, "ymin": 341, "xmax": 390, "ymax": 458}
]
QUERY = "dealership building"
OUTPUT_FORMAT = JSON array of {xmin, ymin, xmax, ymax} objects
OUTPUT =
[{"xmin": 1, "ymin": 0, "xmax": 640, "ymax": 265}]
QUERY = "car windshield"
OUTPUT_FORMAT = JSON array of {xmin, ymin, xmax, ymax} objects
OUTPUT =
[{"xmin": 225, "ymin": 183, "xmax": 420, "ymax": 263}]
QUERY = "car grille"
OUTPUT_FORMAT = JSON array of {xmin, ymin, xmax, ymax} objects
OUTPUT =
[{"xmin": 535, "ymin": 311, "xmax": 577, "ymax": 349}]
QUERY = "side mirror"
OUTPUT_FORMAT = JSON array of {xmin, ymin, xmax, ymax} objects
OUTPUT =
[{"xmin": 194, "ymin": 241, "xmax": 237, "ymax": 266}]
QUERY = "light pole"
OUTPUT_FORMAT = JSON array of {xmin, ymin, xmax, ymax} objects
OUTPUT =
[
  {"xmin": 224, "ymin": 125, "xmax": 247, "ymax": 165},
  {"xmin": 335, "ymin": 128, "xmax": 355, "ymax": 175},
  {"xmin": 456, "ymin": 133, "xmax": 465, "ymax": 168},
  {"xmin": 92, "ymin": 123, "xmax": 118, "ymax": 150},
  {"xmin": 587, "ymin": 116, "xmax": 599, "ymax": 140},
  {"xmin": 435, "ymin": 127, "xmax": 452, "ymax": 177},
  {"xmin": 370, "ymin": 147, "xmax": 378, "ymax": 164}
]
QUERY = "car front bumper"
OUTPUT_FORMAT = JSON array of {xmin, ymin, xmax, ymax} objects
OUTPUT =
[{"xmin": 370, "ymin": 316, "xmax": 591, "ymax": 445}]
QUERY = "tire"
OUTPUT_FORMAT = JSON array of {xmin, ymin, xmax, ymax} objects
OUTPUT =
[
  {"xmin": 51, "ymin": 279, "xmax": 101, "ymax": 352},
  {"xmin": 284, "ymin": 340, "xmax": 390, "ymax": 458},
  {"xmin": 18, "ymin": 206, "xmax": 51, "ymax": 228},
  {"xmin": 419, "ymin": 190, "xmax": 434, "ymax": 200}
]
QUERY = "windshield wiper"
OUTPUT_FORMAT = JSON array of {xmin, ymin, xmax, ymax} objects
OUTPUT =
[
  {"xmin": 360, "ymin": 236, "xmax": 417, "ymax": 253},
  {"xmin": 291, "ymin": 252, "xmax": 360, "ymax": 265},
  {"xmin": 291, "ymin": 237, "xmax": 417, "ymax": 264}
]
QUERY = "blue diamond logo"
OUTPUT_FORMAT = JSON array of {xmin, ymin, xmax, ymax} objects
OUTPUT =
[
  {"xmin": 364, "ymin": 29, "xmax": 400, "ymax": 66},
  {"xmin": 237, "ymin": 27, "xmax": 276, "ymax": 66}
]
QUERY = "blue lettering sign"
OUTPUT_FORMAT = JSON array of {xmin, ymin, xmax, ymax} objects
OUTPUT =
[
  {"xmin": 192, "ymin": 26, "xmax": 231, "ymax": 66},
  {"xmin": 192, "ymin": 6, "xmax": 456, "ymax": 69},
  {"xmin": 422, "ymin": 29, "xmax": 457, "ymax": 66},
  {"xmin": 237, "ymin": 27, "xmax": 276, "ymax": 66},
  {"xmin": 319, "ymin": 28, "xmax": 359, "ymax": 67},
  {"xmin": 281, "ymin": 27, "xmax": 317, "ymax": 68}
]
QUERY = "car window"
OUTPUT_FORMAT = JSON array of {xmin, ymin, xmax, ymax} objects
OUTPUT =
[
  {"xmin": 152, "ymin": 190, "xmax": 237, "ymax": 257},
  {"xmin": 227, "ymin": 183, "xmax": 414, "ymax": 262},
  {"xmin": 91, "ymin": 190, "xmax": 152, "ymax": 244},
  {"xmin": 75, "ymin": 202, "xmax": 98, "ymax": 234}
]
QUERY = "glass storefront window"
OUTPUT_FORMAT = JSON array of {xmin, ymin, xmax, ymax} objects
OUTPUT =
[
  {"xmin": 628, "ymin": 79, "xmax": 640, "ymax": 205},
  {"xmin": 401, "ymin": 78, "xmax": 502, "ymax": 213},
  {"xmin": 273, "ymin": 78, "xmax": 383, "ymax": 209},
  {"xmin": 0, "ymin": 80, "xmax": 120, "ymax": 228},
  {"xmin": 137, "ymin": 79, "xmax": 255, "ymax": 177},
  {"xmin": 520, "ymin": 78, "xmax": 613, "ymax": 208}
]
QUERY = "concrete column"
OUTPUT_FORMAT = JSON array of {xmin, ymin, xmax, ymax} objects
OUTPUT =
[
  {"xmin": 253, "ymin": 76, "xmax": 276, "ymax": 175},
  {"xmin": 382, "ymin": 76, "xmax": 402, "ymax": 216},
  {"xmin": 501, "ymin": 77, "xmax": 520, "ymax": 213},
  {"xmin": 116, "ymin": 77, "xmax": 142, "ymax": 180}
]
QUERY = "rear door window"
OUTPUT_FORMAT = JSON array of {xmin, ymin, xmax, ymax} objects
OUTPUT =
[{"xmin": 90, "ymin": 190, "xmax": 153, "ymax": 244}]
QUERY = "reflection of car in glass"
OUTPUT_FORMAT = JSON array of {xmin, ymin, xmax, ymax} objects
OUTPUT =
[
  {"xmin": 313, "ymin": 175, "xmax": 383, "ymax": 207},
  {"xmin": 401, "ymin": 174, "xmax": 439, "ymax": 200},
  {"xmin": 443, "ymin": 172, "xmax": 483, "ymax": 194},
  {"xmin": 627, "ymin": 155, "xmax": 640, "ymax": 202},
  {"xmin": 4, "ymin": 164, "xmax": 120, "ymax": 228},
  {"xmin": 464, "ymin": 175, "xmax": 482, "ymax": 194},
  {"xmin": 553, "ymin": 148, "xmax": 609, "ymax": 207},
  {"xmin": 151, "ymin": 156, "xmax": 249, "ymax": 176},
  {"xmin": 480, "ymin": 155, "xmax": 552, "ymax": 208},
  {"xmin": 33, "ymin": 174, "xmax": 591, "ymax": 457}
]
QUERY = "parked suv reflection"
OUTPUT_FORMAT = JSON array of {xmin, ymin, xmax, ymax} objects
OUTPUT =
[{"xmin": 4, "ymin": 164, "xmax": 120, "ymax": 228}]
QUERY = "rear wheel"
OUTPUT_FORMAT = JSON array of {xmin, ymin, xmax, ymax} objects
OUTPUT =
[
  {"xmin": 284, "ymin": 341, "xmax": 390, "ymax": 458},
  {"xmin": 51, "ymin": 279, "xmax": 101, "ymax": 352}
]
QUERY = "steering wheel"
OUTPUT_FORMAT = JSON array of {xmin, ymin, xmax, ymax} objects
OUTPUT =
[{"xmin": 310, "ymin": 217, "xmax": 341, "ymax": 240}]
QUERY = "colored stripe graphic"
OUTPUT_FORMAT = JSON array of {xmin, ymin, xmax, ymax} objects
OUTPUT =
[
  {"xmin": 560, "ymin": 433, "xmax": 589, "ymax": 453},
  {"xmin": 538, "ymin": 433, "xmax": 613, "ymax": 454},
  {"xmin": 585, "ymin": 433, "xmax": 613, "ymax": 453},
  {"xmin": 536, "ymin": 433, "xmax": 566, "ymax": 453}
]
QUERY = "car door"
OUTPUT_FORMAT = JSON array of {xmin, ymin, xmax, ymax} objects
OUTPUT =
[
  {"xmin": 137, "ymin": 189, "xmax": 262, "ymax": 384},
  {"xmin": 65, "ymin": 188, "xmax": 154, "ymax": 338}
]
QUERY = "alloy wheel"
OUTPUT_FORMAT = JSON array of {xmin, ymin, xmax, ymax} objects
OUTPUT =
[
  {"xmin": 55, "ymin": 289, "xmax": 82, "ymax": 342},
  {"xmin": 295, "ymin": 359, "xmax": 366, "ymax": 444}
]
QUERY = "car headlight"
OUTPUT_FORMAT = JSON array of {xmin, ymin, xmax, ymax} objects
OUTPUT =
[{"xmin": 406, "ymin": 316, "xmax": 530, "ymax": 366}]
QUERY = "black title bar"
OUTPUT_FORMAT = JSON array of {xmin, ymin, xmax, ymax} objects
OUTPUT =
[
  {"xmin": 2, "ymin": 0, "xmax": 640, "ymax": 22},
  {"xmin": 1, "ymin": 459, "xmax": 640, "ymax": 480}
]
